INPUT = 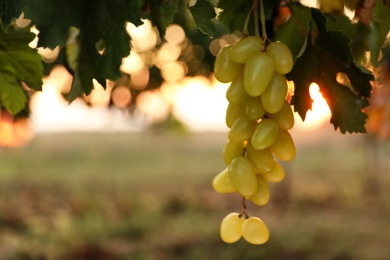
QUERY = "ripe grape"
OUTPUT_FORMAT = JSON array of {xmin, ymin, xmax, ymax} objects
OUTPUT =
[
  {"xmin": 228, "ymin": 117, "xmax": 257, "ymax": 143},
  {"xmin": 267, "ymin": 101, "xmax": 294, "ymax": 130},
  {"xmin": 270, "ymin": 130, "xmax": 296, "ymax": 161},
  {"xmin": 244, "ymin": 96, "xmax": 266, "ymax": 121},
  {"xmin": 214, "ymin": 45, "xmax": 243, "ymax": 83},
  {"xmin": 242, "ymin": 217, "xmax": 270, "ymax": 245},
  {"xmin": 244, "ymin": 52, "xmax": 274, "ymax": 97},
  {"xmin": 229, "ymin": 36, "xmax": 263, "ymax": 63},
  {"xmin": 226, "ymin": 75, "xmax": 247, "ymax": 104},
  {"xmin": 223, "ymin": 140, "xmax": 244, "ymax": 165},
  {"xmin": 220, "ymin": 212, "xmax": 244, "ymax": 243},
  {"xmin": 214, "ymin": 36, "xmax": 295, "ymax": 245},
  {"xmin": 213, "ymin": 168, "xmax": 236, "ymax": 193},
  {"xmin": 246, "ymin": 143, "xmax": 275, "ymax": 173},
  {"xmin": 260, "ymin": 160, "xmax": 285, "ymax": 182},
  {"xmin": 266, "ymin": 41, "xmax": 293, "ymax": 74},
  {"xmin": 251, "ymin": 118, "xmax": 279, "ymax": 150},
  {"xmin": 228, "ymin": 157, "xmax": 257, "ymax": 197},
  {"xmin": 226, "ymin": 103, "xmax": 245, "ymax": 128},
  {"xmin": 250, "ymin": 175, "xmax": 270, "ymax": 206},
  {"xmin": 261, "ymin": 72, "xmax": 288, "ymax": 114}
]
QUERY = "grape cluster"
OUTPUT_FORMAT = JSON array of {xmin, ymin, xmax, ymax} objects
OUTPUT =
[{"xmin": 212, "ymin": 37, "xmax": 296, "ymax": 244}]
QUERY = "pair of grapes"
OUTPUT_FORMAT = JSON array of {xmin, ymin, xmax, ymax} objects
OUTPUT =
[{"xmin": 213, "ymin": 36, "xmax": 296, "ymax": 244}]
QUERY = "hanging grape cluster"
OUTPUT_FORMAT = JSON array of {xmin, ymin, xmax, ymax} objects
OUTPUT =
[{"xmin": 213, "ymin": 36, "xmax": 296, "ymax": 245}]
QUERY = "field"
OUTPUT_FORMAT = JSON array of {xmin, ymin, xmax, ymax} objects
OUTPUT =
[{"xmin": 0, "ymin": 128, "xmax": 390, "ymax": 260}]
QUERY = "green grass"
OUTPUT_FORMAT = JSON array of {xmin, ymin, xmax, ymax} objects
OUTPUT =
[{"xmin": 0, "ymin": 131, "xmax": 390, "ymax": 259}]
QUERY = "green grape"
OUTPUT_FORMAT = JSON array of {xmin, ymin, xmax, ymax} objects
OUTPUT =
[
  {"xmin": 266, "ymin": 41, "xmax": 293, "ymax": 74},
  {"xmin": 270, "ymin": 130, "xmax": 296, "ymax": 161},
  {"xmin": 244, "ymin": 52, "xmax": 274, "ymax": 97},
  {"xmin": 251, "ymin": 118, "xmax": 279, "ymax": 150},
  {"xmin": 213, "ymin": 168, "xmax": 236, "ymax": 193},
  {"xmin": 244, "ymin": 96, "xmax": 266, "ymax": 121},
  {"xmin": 223, "ymin": 140, "xmax": 244, "ymax": 165},
  {"xmin": 261, "ymin": 160, "xmax": 285, "ymax": 182},
  {"xmin": 214, "ymin": 45, "xmax": 243, "ymax": 83},
  {"xmin": 226, "ymin": 102, "xmax": 245, "ymax": 128},
  {"xmin": 228, "ymin": 117, "xmax": 257, "ymax": 143},
  {"xmin": 220, "ymin": 212, "xmax": 244, "ymax": 243},
  {"xmin": 267, "ymin": 101, "xmax": 294, "ymax": 130},
  {"xmin": 246, "ymin": 143, "xmax": 275, "ymax": 173},
  {"xmin": 242, "ymin": 217, "xmax": 270, "ymax": 245},
  {"xmin": 228, "ymin": 157, "xmax": 257, "ymax": 197},
  {"xmin": 250, "ymin": 175, "xmax": 270, "ymax": 206},
  {"xmin": 261, "ymin": 73, "xmax": 288, "ymax": 114},
  {"xmin": 226, "ymin": 75, "xmax": 247, "ymax": 104},
  {"xmin": 229, "ymin": 36, "xmax": 263, "ymax": 63}
]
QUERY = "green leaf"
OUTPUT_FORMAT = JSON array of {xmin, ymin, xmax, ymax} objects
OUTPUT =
[
  {"xmin": 274, "ymin": 3, "xmax": 311, "ymax": 59},
  {"xmin": 287, "ymin": 9, "xmax": 373, "ymax": 134},
  {"xmin": 369, "ymin": 1, "xmax": 390, "ymax": 65},
  {"xmin": 143, "ymin": 0, "xmax": 179, "ymax": 37},
  {"xmin": 217, "ymin": 0, "xmax": 278, "ymax": 34},
  {"xmin": 0, "ymin": 0, "xmax": 23, "ymax": 29},
  {"xmin": 23, "ymin": 0, "xmax": 86, "ymax": 49},
  {"xmin": 217, "ymin": 0, "xmax": 253, "ymax": 33},
  {"xmin": 188, "ymin": 0, "xmax": 216, "ymax": 37},
  {"xmin": 0, "ymin": 25, "xmax": 43, "ymax": 114}
]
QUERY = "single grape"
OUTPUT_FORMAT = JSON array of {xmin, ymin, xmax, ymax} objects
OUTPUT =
[
  {"xmin": 250, "ymin": 175, "xmax": 270, "ymax": 206},
  {"xmin": 242, "ymin": 217, "xmax": 270, "ymax": 245},
  {"xmin": 244, "ymin": 96, "xmax": 266, "ymax": 121},
  {"xmin": 223, "ymin": 140, "xmax": 244, "ymax": 165},
  {"xmin": 244, "ymin": 52, "xmax": 274, "ymax": 97},
  {"xmin": 267, "ymin": 101, "xmax": 294, "ymax": 130},
  {"xmin": 228, "ymin": 117, "xmax": 257, "ymax": 143},
  {"xmin": 246, "ymin": 143, "xmax": 275, "ymax": 173},
  {"xmin": 220, "ymin": 212, "xmax": 244, "ymax": 243},
  {"xmin": 266, "ymin": 41, "xmax": 293, "ymax": 74},
  {"xmin": 261, "ymin": 72, "xmax": 288, "ymax": 114},
  {"xmin": 229, "ymin": 36, "xmax": 263, "ymax": 63},
  {"xmin": 226, "ymin": 75, "xmax": 248, "ymax": 104},
  {"xmin": 226, "ymin": 102, "xmax": 245, "ymax": 128},
  {"xmin": 270, "ymin": 130, "xmax": 296, "ymax": 161},
  {"xmin": 213, "ymin": 168, "xmax": 236, "ymax": 193},
  {"xmin": 228, "ymin": 157, "xmax": 257, "ymax": 197},
  {"xmin": 214, "ymin": 45, "xmax": 243, "ymax": 83},
  {"xmin": 260, "ymin": 160, "xmax": 285, "ymax": 183},
  {"xmin": 251, "ymin": 118, "xmax": 279, "ymax": 150}
]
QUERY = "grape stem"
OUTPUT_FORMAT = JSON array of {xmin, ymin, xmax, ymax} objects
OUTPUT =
[
  {"xmin": 253, "ymin": 0, "xmax": 260, "ymax": 38},
  {"xmin": 259, "ymin": 0, "xmax": 267, "ymax": 45},
  {"xmin": 239, "ymin": 196, "xmax": 249, "ymax": 219},
  {"xmin": 242, "ymin": 3, "xmax": 255, "ymax": 37}
]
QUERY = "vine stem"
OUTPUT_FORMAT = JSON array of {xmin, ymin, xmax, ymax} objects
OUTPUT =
[
  {"xmin": 259, "ymin": 0, "xmax": 267, "ymax": 45},
  {"xmin": 242, "ymin": 3, "xmax": 255, "ymax": 37},
  {"xmin": 253, "ymin": 0, "xmax": 260, "ymax": 38},
  {"xmin": 240, "ymin": 196, "xmax": 248, "ymax": 219}
]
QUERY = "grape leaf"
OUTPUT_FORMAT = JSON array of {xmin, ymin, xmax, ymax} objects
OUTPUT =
[
  {"xmin": 369, "ymin": 0, "xmax": 390, "ymax": 65},
  {"xmin": 0, "ymin": 0, "xmax": 22, "ymax": 29},
  {"xmin": 274, "ymin": 3, "xmax": 311, "ymax": 58},
  {"xmin": 0, "ymin": 25, "xmax": 43, "ymax": 114},
  {"xmin": 22, "ymin": 0, "xmax": 86, "ymax": 49},
  {"xmin": 288, "ymin": 9, "xmax": 374, "ymax": 133},
  {"xmin": 217, "ymin": 0, "xmax": 279, "ymax": 34},
  {"xmin": 143, "ymin": 0, "xmax": 179, "ymax": 37},
  {"xmin": 188, "ymin": 0, "xmax": 216, "ymax": 37},
  {"xmin": 67, "ymin": 0, "xmax": 138, "ymax": 100}
]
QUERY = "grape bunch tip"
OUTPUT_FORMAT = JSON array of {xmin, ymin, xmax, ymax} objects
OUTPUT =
[{"xmin": 213, "ymin": 36, "xmax": 296, "ymax": 245}]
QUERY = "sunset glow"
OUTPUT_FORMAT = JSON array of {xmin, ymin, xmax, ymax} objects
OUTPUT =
[{"xmin": 294, "ymin": 83, "xmax": 332, "ymax": 131}]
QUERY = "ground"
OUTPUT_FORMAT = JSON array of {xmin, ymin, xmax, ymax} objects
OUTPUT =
[{"xmin": 0, "ymin": 128, "xmax": 389, "ymax": 259}]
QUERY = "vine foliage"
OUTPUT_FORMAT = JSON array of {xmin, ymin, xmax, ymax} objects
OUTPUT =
[{"xmin": 0, "ymin": 0, "xmax": 389, "ymax": 133}]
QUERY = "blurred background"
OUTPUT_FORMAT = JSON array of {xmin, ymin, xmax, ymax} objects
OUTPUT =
[{"xmin": 1, "ymin": 0, "xmax": 390, "ymax": 259}]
